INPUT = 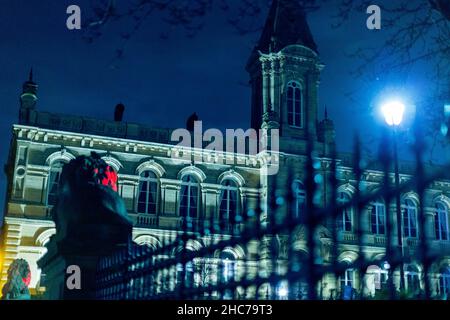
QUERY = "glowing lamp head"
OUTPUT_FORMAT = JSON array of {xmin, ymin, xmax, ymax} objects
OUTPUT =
[
  {"xmin": 381, "ymin": 100, "xmax": 405, "ymax": 126},
  {"xmin": 278, "ymin": 286, "xmax": 288, "ymax": 298},
  {"xmin": 445, "ymin": 104, "xmax": 450, "ymax": 117}
]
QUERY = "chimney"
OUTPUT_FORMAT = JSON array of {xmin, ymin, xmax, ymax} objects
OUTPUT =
[
  {"xmin": 114, "ymin": 103, "xmax": 125, "ymax": 122},
  {"xmin": 186, "ymin": 112, "xmax": 199, "ymax": 131}
]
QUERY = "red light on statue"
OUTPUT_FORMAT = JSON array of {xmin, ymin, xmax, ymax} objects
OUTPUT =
[{"xmin": 101, "ymin": 165, "xmax": 118, "ymax": 192}]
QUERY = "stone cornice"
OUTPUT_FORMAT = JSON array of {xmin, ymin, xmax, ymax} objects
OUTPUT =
[
  {"xmin": 4, "ymin": 216, "xmax": 55, "ymax": 227},
  {"xmin": 13, "ymin": 125, "xmax": 266, "ymax": 170}
]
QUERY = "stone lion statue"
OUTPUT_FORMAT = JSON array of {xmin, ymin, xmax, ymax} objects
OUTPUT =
[
  {"xmin": 51, "ymin": 152, "xmax": 132, "ymax": 250},
  {"xmin": 1, "ymin": 258, "xmax": 31, "ymax": 300}
]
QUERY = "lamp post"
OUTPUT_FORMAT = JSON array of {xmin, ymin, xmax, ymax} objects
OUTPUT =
[
  {"xmin": 381, "ymin": 100, "xmax": 406, "ymax": 292},
  {"xmin": 444, "ymin": 104, "xmax": 450, "ymax": 138}
]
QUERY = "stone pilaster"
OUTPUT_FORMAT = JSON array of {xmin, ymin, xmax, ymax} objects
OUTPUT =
[
  {"xmin": 261, "ymin": 59, "xmax": 270, "ymax": 115},
  {"xmin": 0, "ymin": 222, "xmax": 21, "ymax": 291},
  {"xmin": 160, "ymin": 178, "xmax": 180, "ymax": 215},
  {"xmin": 423, "ymin": 206, "xmax": 436, "ymax": 240}
]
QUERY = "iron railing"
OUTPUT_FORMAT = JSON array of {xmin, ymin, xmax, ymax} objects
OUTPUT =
[{"xmin": 95, "ymin": 125, "xmax": 450, "ymax": 300}]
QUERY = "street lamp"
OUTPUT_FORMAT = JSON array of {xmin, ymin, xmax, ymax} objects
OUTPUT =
[
  {"xmin": 382, "ymin": 101, "xmax": 405, "ymax": 126},
  {"xmin": 381, "ymin": 100, "xmax": 406, "ymax": 292},
  {"xmin": 444, "ymin": 104, "xmax": 450, "ymax": 138},
  {"xmin": 444, "ymin": 104, "xmax": 450, "ymax": 117},
  {"xmin": 277, "ymin": 283, "xmax": 288, "ymax": 299}
]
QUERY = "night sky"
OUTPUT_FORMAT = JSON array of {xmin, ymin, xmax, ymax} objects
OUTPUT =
[{"xmin": 0, "ymin": 0, "xmax": 446, "ymax": 221}]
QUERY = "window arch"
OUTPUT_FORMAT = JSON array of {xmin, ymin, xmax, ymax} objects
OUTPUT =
[
  {"xmin": 438, "ymin": 266, "xmax": 450, "ymax": 296},
  {"xmin": 287, "ymin": 81, "xmax": 303, "ymax": 128},
  {"xmin": 101, "ymin": 156, "xmax": 123, "ymax": 173},
  {"xmin": 47, "ymin": 160, "xmax": 66, "ymax": 206},
  {"xmin": 435, "ymin": 202, "xmax": 449, "ymax": 241},
  {"xmin": 405, "ymin": 264, "xmax": 420, "ymax": 292},
  {"xmin": 292, "ymin": 180, "xmax": 306, "ymax": 219},
  {"xmin": 402, "ymin": 198, "xmax": 418, "ymax": 238},
  {"xmin": 337, "ymin": 192, "xmax": 353, "ymax": 232},
  {"xmin": 219, "ymin": 179, "xmax": 239, "ymax": 222},
  {"xmin": 366, "ymin": 264, "xmax": 388, "ymax": 292},
  {"xmin": 137, "ymin": 170, "xmax": 159, "ymax": 214},
  {"xmin": 179, "ymin": 175, "xmax": 200, "ymax": 218},
  {"xmin": 133, "ymin": 235, "xmax": 161, "ymax": 250},
  {"xmin": 371, "ymin": 199, "xmax": 386, "ymax": 235}
]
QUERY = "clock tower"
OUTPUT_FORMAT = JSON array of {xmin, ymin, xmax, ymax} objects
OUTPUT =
[{"xmin": 246, "ymin": 0, "xmax": 329, "ymax": 155}]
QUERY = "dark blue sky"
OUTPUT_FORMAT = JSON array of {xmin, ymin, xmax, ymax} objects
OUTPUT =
[{"xmin": 0, "ymin": 1, "xmax": 446, "ymax": 219}]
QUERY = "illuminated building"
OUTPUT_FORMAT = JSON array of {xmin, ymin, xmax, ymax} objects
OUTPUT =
[{"xmin": 1, "ymin": 0, "xmax": 450, "ymax": 299}]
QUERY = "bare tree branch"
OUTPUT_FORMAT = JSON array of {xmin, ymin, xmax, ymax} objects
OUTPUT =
[{"xmin": 82, "ymin": 0, "xmax": 450, "ymax": 147}]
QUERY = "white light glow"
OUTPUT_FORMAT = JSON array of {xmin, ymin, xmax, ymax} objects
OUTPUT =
[
  {"xmin": 445, "ymin": 104, "xmax": 450, "ymax": 117},
  {"xmin": 381, "ymin": 101, "xmax": 405, "ymax": 126},
  {"xmin": 278, "ymin": 286, "xmax": 288, "ymax": 298}
]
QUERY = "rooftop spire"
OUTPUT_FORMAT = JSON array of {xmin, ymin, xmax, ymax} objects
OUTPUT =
[
  {"xmin": 20, "ymin": 68, "xmax": 38, "ymax": 123},
  {"xmin": 22, "ymin": 68, "xmax": 38, "ymax": 95},
  {"xmin": 29, "ymin": 68, "xmax": 33, "ymax": 82},
  {"xmin": 257, "ymin": 0, "xmax": 317, "ymax": 53}
]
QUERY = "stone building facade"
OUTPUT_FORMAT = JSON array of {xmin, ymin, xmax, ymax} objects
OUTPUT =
[{"xmin": 1, "ymin": 0, "xmax": 450, "ymax": 299}]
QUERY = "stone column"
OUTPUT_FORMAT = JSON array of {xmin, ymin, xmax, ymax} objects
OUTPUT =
[
  {"xmin": 269, "ymin": 59, "xmax": 276, "ymax": 112},
  {"xmin": 389, "ymin": 204, "xmax": 400, "ymax": 247},
  {"xmin": 360, "ymin": 205, "xmax": 372, "ymax": 244},
  {"xmin": 0, "ymin": 220, "xmax": 21, "ymax": 291},
  {"xmin": 117, "ymin": 174, "xmax": 139, "ymax": 212},
  {"xmin": 160, "ymin": 178, "xmax": 180, "ymax": 215},
  {"xmin": 261, "ymin": 59, "xmax": 270, "ymax": 115},
  {"xmin": 423, "ymin": 206, "xmax": 436, "ymax": 240}
]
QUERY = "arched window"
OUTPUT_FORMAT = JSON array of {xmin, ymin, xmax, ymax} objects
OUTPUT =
[
  {"xmin": 435, "ymin": 202, "xmax": 449, "ymax": 241},
  {"xmin": 220, "ymin": 251, "xmax": 236, "ymax": 283},
  {"xmin": 405, "ymin": 264, "xmax": 420, "ymax": 292},
  {"xmin": 366, "ymin": 264, "xmax": 388, "ymax": 291},
  {"xmin": 402, "ymin": 198, "xmax": 418, "ymax": 238},
  {"xmin": 176, "ymin": 261, "xmax": 195, "ymax": 288},
  {"xmin": 216, "ymin": 251, "xmax": 237, "ymax": 299},
  {"xmin": 340, "ymin": 266, "xmax": 357, "ymax": 300},
  {"xmin": 337, "ymin": 192, "xmax": 353, "ymax": 232},
  {"xmin": 137, "ymin": 171, "xmax": 159, "ymax": 214},
  {"xmin": 219, "ymin": 179, "xmax": 239, "ymax": 222},
  {"xmin": 438, "ymin": 266, "xmax": 450, "ymax": 296},
  {"xmin": 47, "ymin": 161, "xmax": 65, "ymax": 206},
  {"xmin": 292, "ymin": 180, "xmax": 306, "ymax": 219},
  {"xmin": 287, "ymin": 81, "xmax": 303, "ymax": 128},
  {"xmin": 371, "ymin": 200, "xmax": 386, "ymax": 235},
  {"xmin": 340, "ymin": 266, "xmax": 356, "ymax": 296},
  {"xmin": 179, "ymin": 175, "xmax": 200, "ymax": 218}
]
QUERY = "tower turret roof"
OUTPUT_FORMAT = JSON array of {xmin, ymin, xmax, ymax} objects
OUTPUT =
[{"xmin": 256, "ymin": 0, "xmax": 317, "ymax": 53}]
